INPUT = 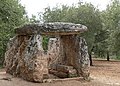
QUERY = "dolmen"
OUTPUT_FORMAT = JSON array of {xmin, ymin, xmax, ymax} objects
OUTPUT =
[{"xmin": 4, "ymin": 22, "xmax": 90, "ymax": 82}]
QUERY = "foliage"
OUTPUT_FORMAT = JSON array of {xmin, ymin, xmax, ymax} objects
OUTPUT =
[
  {"xmin": 0, "ymin": 0, "xmax": 27, "ymax": 64},
  {"xmin": 101, "ymin": 0, "xmax": 120, "ymax": 58},
  {"xmin": 42, "ymin": 36, "xmax": 49, "ymax": 52},
  {"xmin": 110, "ymin": 0, "xmax": 120, "ymax": 55},
  {"xmin": 29, "ymin": 14, "xmax": 40, "ymax": 23}
]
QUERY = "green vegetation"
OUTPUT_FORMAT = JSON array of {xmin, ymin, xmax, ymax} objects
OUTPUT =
[
  {"xmin": 0, "ymin": 0, "xmax": 28, "ymax": 65},
  {"xmin": 42, "ymin": 36, "xmax": 49, "ymax": 52},
  {"xmin": 0, "ymin": 0, "xmax": 120, "ymax": 66}
]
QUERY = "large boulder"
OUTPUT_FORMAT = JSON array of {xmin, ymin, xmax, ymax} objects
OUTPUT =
[
  {"xmin": 15, "ymin": 22, "xmax": 87, "ymax": 35},
  {"xmin": 5, "ymin": 35, "xmax": 48, "ymax": 82}
]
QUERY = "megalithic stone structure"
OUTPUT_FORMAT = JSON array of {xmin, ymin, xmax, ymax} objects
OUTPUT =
[{"xmin": 4, "ymin": 22, "xmax": 90, "ymax": 82}]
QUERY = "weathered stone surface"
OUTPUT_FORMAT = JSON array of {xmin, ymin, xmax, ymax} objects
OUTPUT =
[
  {"xmin": 5, "ymin": 35, "xmax": 48, "ymax": 82},
  {"xmin": 56, "ymin": 65, "xmax": 74, "ymax": 73},
  {"xmin": 5, "ymin": 22, "xmax": 90, "ymax": 82},
  {"xmin": 58, "ymin": 36, "xmax": 90, "ymax": 79},
  {"xmin": 49, "ymin": 69, "xmax": 68, "ymax": 78},
  {"xmin": 68, "ymin": 69, "xmax": 77, "ymax": 78},
  {"xmin": 15, "ymin": 22, "xmax": 87, "ymax": 35},
  {"xmin": 46, "ymin": 35, "xmax": 90, "ymax": 79},
  {"xmin": 47, "ymin": 37, "xmax": 60, "ymax": 69},
  {"xmin": 77, "ymin": 37, "xmax": 90, "ymax": 80}
]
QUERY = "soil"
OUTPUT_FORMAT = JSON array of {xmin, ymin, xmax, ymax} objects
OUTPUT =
[{"xmin": 0, "ymin": 59, "xmax": 120, "ymax": 86}]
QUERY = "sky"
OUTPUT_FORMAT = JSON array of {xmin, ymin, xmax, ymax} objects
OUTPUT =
[{"xmin": 20, "ymin": 0, "xmax": 111, "ymax": 18}]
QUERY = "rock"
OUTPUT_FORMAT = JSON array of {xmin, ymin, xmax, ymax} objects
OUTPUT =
[
  {"xmin": 77, "ymin": 37, "xmax": 90, "ymax": 79},
  {"xmin": 56, "ymin": 65, "xmax": 73, "ymax": 73},
  {"xmin": 43, "ymin": 79, "xmax": 53, "ymax": 83},
  {"xmin": 68, "ymin": 69, "xmax": 77, "ymax": 78},
  {"xmin": 0, "ymin": 77, "xmax": 12, "ymax": 81},
  {"xmin": 4, "ymin": 35, "xmax": 49, "ymax": 82},
  {"xmin": 49, "ymin": 69, "xmax": 68, "ymax": 78},
  {"xmin": 4, "ymin": 22, "xmax": 90, "ymax": 82},
  {"xmin": 15, "ymin": 22, "xmax": 87, "ymax": 35},
  {"xmin": 47, "ymin": 37, "xmax": 60, "ymax": 69},
  {"xmin": 48, "ymin": 74, "xmax": 60, "ymax": 79}
]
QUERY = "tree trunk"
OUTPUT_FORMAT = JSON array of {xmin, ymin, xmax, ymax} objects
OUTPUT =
[
  {"xmin": 89, "ymin": 53, "xmax": 93, "ymax": 66},
  {"xmin": 107, "ymin": 51, "xmax": 110, "ymax": 61},
  {"xmin": 98, "ymin": 51, "xmax": 100, "ymax": 57},
  {"xmin": 116, "ymin": 52, "xmax": 119, "ymax": 59}
]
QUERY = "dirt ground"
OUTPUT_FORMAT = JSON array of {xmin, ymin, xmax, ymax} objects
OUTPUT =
[{"xmin": 0, "ymin": 59, "xmax": 120, "ymax": 86}]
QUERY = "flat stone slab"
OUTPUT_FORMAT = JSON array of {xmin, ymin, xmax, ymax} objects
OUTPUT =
[{"xmin": 15, "ymin": 22, "xmax": 87, "ymax": 35}]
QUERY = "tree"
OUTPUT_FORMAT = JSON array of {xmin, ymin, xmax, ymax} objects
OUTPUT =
[
  {"xmin": 109, "ymin": 0, "xmax": 120, "ymax": 58},
  {"xmin": 29, "ymin": 15, "xmax": 40, "ymax": 23},
  {"xmin": 0, "ymin": 0, "xmax": 27, "ymax": 64},
  {"xmin": 101, "ymin": 0, "xmax": 120, "ymax": 59}
]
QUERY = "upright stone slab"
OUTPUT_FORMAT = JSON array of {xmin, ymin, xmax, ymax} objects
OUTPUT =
[
  {"xmin": 5, "ymin": 22, "xmax": 90, "ymax": 82},
  {"xmin": 47, "ymin": 37, "xmax": 60, "ymax": 69},
  {"xmin": 76, "ymin": 37, "xmax": 90, "ymax": 79},
  {"xmin": 5, "ymin": 35, "xmax": 48, "ymax": 82}
]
